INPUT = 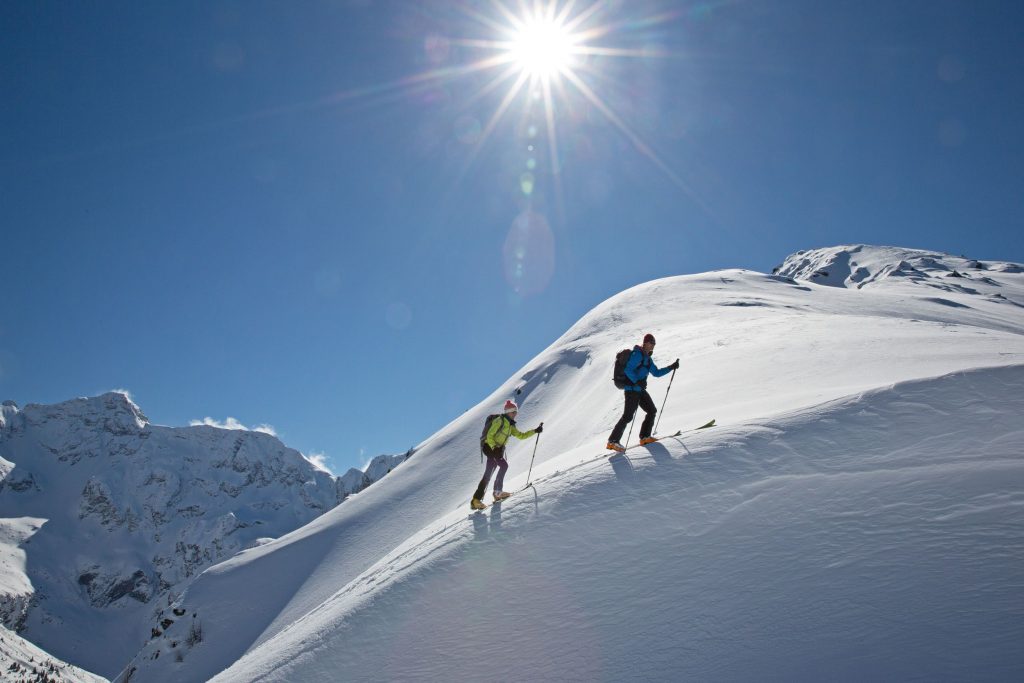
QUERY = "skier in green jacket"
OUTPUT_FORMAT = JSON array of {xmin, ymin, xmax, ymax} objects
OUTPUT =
[{"xmin": 471, "ymin": 399, "xmax": 542, "ymax": 510}]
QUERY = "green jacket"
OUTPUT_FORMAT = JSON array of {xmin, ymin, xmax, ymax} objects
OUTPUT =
[{"xmin": 484, "ymin": 415, "xmax": 536, "ymax": 450}]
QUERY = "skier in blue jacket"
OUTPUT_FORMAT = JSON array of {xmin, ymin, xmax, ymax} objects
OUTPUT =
[{"xmin": 607, "ymin": 333, "xmax": 679, "ymax": 452}]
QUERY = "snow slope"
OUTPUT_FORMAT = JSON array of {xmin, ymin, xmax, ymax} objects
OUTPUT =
[
  {"xmin": 125, "ymin": 245, "xmax": 1024, "ymax": 681},
  {"xmin": 0, "ymin": 516, "xmax": 43, "ymax": 632}
]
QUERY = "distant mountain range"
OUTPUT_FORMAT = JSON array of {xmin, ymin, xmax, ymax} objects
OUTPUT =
[{"xmin": 0, "ymin": 393, "xmax": 409, "ymax": 678}]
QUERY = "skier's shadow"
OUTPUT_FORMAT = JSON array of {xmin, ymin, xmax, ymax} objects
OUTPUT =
[
  {"xmin": 489, "ymin": 499, "xmax": 504, "ymax": 531},
  {"xmin": 523, "ymin": 484, "xmax": 540, "ymax": 515},
  {"xmin": 608, "ymin": 453, "xmax": 635, "ymax": 482},
  {"xmin": 471, "ymin": 510, "xmax": 488, "ymax": 539},
  {"xmin": 645, "ymin": 441, "xmax": 674, "ymax": 465}
]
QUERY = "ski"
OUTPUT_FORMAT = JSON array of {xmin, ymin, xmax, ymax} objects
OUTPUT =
[
  {"xmin": 622, "ymin": 431, "xmax": 680, "ymax": 451},
  {"xmin": 685, "ymin": 418, "xmax": 717, "ymax": 433},
  {"xmin": 607, "ymin": 418, "xmax": 716, "ymax": 454}
]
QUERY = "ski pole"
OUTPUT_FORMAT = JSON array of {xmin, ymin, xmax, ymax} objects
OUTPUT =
[
  {"xmin": 525, "ymin": 423, "xmax": 542, "ymax": 488},
  {"xmin": 624, "ymin": 412, "xmax": 637, "ymax": 449},
  {"xmin": 654, "ymin": 367, "xmax": 677, "ymax": 434}
]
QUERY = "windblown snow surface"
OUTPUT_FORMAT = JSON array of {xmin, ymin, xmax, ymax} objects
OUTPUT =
[{"xmin": 125, "ymin": 246, "xmax": 1024, "ymax": 682}]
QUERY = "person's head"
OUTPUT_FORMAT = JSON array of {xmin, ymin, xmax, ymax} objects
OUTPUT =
[
  {"xmin": 503, "ymin": 399, "xmax": 519, "ymax": 417},
  {"xmin": 642, "ymin": 333, "xmax": 656, "ymax": 354}
]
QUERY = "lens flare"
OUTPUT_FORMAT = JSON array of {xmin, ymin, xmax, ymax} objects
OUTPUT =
[
  {"xmin": 503, "ymin": 211, "xmax": 555, "ymax": 296},
  {"xmin": 520, "ymin": 172, "xmax": 536, "ymax": 195}
]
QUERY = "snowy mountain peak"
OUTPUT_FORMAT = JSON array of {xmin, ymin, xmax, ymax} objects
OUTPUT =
[
  {"xmin": 18, "ymin": 391, "xmax": 149, "ymax": 435},
  {"xmin": 774, "ymin": 244, "xmax": 1023, "ymax": 291},
  {"xmin": 118, "ymin": 244, "xmax": 1024, "ymax": 683},
  {"xmin": 0, "ymin": 402, "xmax": 16, "ymax": 431}
]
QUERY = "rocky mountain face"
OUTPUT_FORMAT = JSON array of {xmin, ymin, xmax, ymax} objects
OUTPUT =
[{"xmin": 0, "ymin": 393, "xmax": 408, "ymax": 679}]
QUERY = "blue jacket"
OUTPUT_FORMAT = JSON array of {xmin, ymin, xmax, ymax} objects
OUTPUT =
[{"xmin": 624, "ymin": 345, "xmax": 672, "ymax": 391}]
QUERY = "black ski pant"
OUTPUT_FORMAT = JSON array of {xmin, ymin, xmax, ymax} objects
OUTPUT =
[
  {"xmin": 473, "ymin": 445, "xmax": 508, "ymax": 500},
  {"xmin": 609, "ymin": 389, "xmax": 656, "ymax": 443}
]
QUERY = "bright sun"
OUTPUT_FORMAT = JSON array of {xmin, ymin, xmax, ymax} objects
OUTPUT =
[
  {"xmin": 508, "ymin": 17, "xmax": 577, "ymax": 78},
  {"xmin": 382, "ymin": 0, "xmax": 691, "ymax": 195}
]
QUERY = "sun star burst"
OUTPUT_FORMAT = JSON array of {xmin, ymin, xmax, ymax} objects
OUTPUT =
[
  {"xmin": 380, "ymin": 1, "xmax": 696, "ymax": 202},
  {"xmin": 508, "ymin": 16, "xmax": 578, "ymax": 79}
]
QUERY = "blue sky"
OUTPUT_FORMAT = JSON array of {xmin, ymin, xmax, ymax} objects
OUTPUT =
[{"xmin": 3, "ymin": 1, "xmax": 1023, "ymax": 473}]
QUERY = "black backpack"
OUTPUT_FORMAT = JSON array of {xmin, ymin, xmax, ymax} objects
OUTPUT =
[
  {"xmin": 612, "ymin": 348, "xmax": 649, "ymax": 389},
  {"xmin": 479, "ymin": 414, "xmax": 503, "ymax": 455}
]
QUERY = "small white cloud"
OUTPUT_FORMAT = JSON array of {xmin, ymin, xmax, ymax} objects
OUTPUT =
[
  {"xmin": 304, "ymin": 451, "xmax": 333, "ymax": 474},
  {"xmin": 109, "ymin": 388, "xmax": 135, "ymax": 402},
  {"xmin": 190, "ymin": 417, "xmax": 276, "ymax": 436},
  {"xmin": 190, "ymin": 417, "xmax": 245, "ymax": 430}
]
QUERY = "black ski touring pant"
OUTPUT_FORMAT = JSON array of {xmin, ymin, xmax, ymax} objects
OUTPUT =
[{"xmin": 609, "ymin": 389, "xmax": 656, "ymax": 443}]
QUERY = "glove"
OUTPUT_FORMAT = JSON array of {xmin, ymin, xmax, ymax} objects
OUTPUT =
[
  {"xmin": 670, "ymin": 359, "xmax": 680, "ymax": 371},
  {"xmin": 534, "ymin": 424, "xmax": 544, "ymax": 434}
]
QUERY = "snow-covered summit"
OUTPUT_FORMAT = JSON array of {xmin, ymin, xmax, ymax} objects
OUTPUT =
[
  {"xmin": 775, "ymin": 244, "xmax": 1024, "ymax": 292},
  {"xmin": 0, "ymin": 393, "xmax": 409, "ymax": 679},
  {"xmin": 122, "ymin": 245, "xmax": 1024, "ymax": 682}
]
